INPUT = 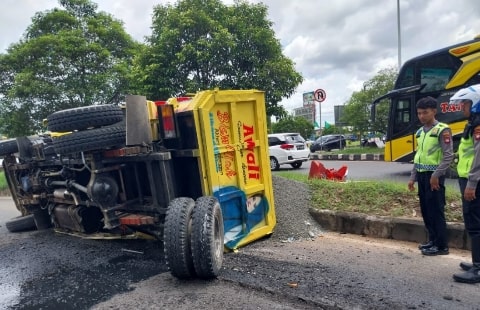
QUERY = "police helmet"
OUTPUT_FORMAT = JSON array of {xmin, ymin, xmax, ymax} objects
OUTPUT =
[
  {"xmin": 416, "ymin": 96, "xmax": 437, "ymax": 109},
  {"xmin": 450, "ymin": 84, "xmax": 480, "ymax": 114}
]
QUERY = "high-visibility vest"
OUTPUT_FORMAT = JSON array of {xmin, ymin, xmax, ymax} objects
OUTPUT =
[
  {"xmin": 413, "ymin": 122, "xmax": 448, "ymax": 172},
  {"xmin": 457, "ymin": 135, "xmax": 474, "ymax": 178}
]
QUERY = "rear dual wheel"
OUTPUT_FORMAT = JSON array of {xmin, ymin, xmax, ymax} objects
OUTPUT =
[
  {"xmin": 191, "ymin": 196, "xmax": 224, "ymax": 279},
  {"xmin": 164, "ymin": 198, "xmax": 196, "ymax": 279},
  {"xmin": 164, "ymin": 196, "xmax": 224, "ymax": 279}
]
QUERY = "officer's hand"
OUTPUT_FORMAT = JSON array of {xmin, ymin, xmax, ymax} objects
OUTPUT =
[
  {"xmin": 430, "ymin": 176, "xmax": 440, "ymax": 191},
  {"xmin": 464, "ymin": 187, "xmax": 476, "ymax": 201},
  {"xmin": 408, "ymin": 180, "xmax": 415, "ymax": 191}
]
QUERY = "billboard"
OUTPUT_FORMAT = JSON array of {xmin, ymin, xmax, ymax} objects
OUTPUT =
[
  {"xmin": 334, "ymin": 105, "xmax": 346, "ymax": 126},
  {"xmin": 303, "ymin": 92, "xmax": 315, "ymax": 107}
]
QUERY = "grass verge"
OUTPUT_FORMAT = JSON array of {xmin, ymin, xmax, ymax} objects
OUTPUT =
[
  {"xmin": 326, "ymin": 146, "xmax": 384, "ymax": 155},
  {"xmin": 276, "ymin": 171, "xmax": 463, "ymax": 223},
  {"xmin": 0, "ymin": 171, "xmax": 6, "ymax": 190}
]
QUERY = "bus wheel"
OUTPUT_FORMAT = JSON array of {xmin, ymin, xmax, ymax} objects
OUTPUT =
[
  {"xmin": 164, "ymin": 197, "xmax": 196, "ymax": 279},
  {"xmin": 191, "ymin": 196, "xmax": 224, "ymax": 279}
]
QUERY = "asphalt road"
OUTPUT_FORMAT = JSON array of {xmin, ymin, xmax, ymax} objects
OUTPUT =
[{"xmin": 0, "ymin": 161, "xmax": 476, "ymax": 309}]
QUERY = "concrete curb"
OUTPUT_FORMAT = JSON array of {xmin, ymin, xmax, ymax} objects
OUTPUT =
[
  {"xmin": 310, "ymin": 153, "xmax": 384, "ymax": 161},
  {"xmin": 309, "ymin": 208, "xmax": 470, "ymax": 250}
]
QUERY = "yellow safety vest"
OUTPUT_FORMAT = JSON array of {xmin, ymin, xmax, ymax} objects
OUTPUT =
[
  {"xmin": 413, "ymin": 122, "xmax": 448, "ymax": 172},
  {"xmin": 457, "ymin": 135, "xmax": 474, "ymax": 178}
]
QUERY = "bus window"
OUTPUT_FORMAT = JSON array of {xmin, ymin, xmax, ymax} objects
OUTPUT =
[
  {"xmin": 396, "ymin": 66, "xmax": 414, "ymax": 88},
  {"xmin": 420, "ymin": 68, "xmax": 452, "ymax": 92},
  {"xmin": 393, "ymin": 99, "xmax": 411, "ymax": 135}
]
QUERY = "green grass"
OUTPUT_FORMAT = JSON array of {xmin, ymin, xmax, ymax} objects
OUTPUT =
[
  {"xmin": 311, "ymin": 140, "xmax": 384, "ymax": 155},
  {"xmin": 276, "ymin": 171, "xmax": 463, "ymax": 223},
  {"xmin": 0, "ymin": 171, "xmax": 6, "ymax": 191}
]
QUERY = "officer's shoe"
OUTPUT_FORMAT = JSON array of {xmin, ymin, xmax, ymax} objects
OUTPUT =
[
  {"xmin": 460, "ymin": 262, "xmax": 473, "ymax": 271},
  {"xmin": 418, "ymin": 241, "xmax": 434, "ymax": 250},
  {"xmin": 421, "ymin": 246, "xmax": 449, "ymax": 256},
  {"xmin": 453, "ymin": 265, "xmax": 480, "ymax": 283}
]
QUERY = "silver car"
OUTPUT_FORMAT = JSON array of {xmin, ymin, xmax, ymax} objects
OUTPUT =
[{"xmin": 267, "ymin": 133, "xmax": 310, "ymax": 170}]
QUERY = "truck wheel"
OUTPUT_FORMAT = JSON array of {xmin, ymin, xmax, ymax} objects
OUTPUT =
[
  {"xmin": 0, "ymin": 139, "xmax": 18, "ymax": 156},
  {"xmin": 47, "ymin": 105, "xmax": 124, "ymax": 132},
  {"xmin": 164, "ymin": 197, "xmax": 196, "ymax": 279},
  {"xmin": 52, "ymin": 125, "xmax": 126, "ymax": 154},
  {"xmin": 6, "ymin": 215, "xmax": 36, "ymax": 232},
  {"xmin": 191, "ymin": 196, "xmax": 224, "ymax": 279}
]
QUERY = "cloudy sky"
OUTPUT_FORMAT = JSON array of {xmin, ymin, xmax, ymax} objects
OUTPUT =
[{"xmin": 1, "ymin": 0, "xmax": 480, "ymax": 124}]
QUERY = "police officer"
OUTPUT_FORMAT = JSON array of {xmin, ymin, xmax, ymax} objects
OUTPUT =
[
  {"xmin": 450, "ymin": 85, "xmax": 480, "ymax": 283},
  {"xmin": 408, "ymin": 96, "xmax": 453, "ymax": 255}
]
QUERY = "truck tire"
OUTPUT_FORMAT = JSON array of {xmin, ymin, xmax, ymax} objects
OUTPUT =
[
  {"xmin": 47, "ymin": 105, "xmax": 124, "ymax": 132},
  {"xmin": 164, "ymin": 197, "xmax": 196, "ymax": 279},
  {"xmin": 6, "ymin": 215, "xmax": 36, "ymax": 232},
  {"xmin": 0, "ymin": 139, "xmax": 18, "ymax": 156},
  {"xmin": 191, "ymin": 196, "xmax": 224, "ymax": 279},
  {"xmin": 52, "ymin": 125, "xmax": 126, "ymax": 154}
]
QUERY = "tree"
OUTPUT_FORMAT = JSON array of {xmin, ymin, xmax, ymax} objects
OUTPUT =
[
  {"xmin": 341, "ymin": 67, "xmax": 397, "ymax": 138},
  {"xmin": 131, "ymin": 0, "xmax": 303, "ymax": 120},
  {"xmin": 271, "ymin": 116, "xmax": 314, "ymax": 139},
  {"xmin": 0, "ymin": 0, "xmax": 138, "ymax": 136}
]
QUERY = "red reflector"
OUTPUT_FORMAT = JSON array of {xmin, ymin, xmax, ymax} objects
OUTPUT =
[
  {"xmin": 155, "ymin": 101, "xmax": 166, "ymax": 106},
  {"xmin": 176, "ymin": 97, "xmax": 192, "ymax": 103},
  {"xmin": 159, "ymin": 105, "xmax": 176, "ymax": 138},
  {"xmin": 120, "ymin": 214, "xmax": 155, "ymax": 225},
  {"xmin": 280, "ymin": 144, "xmax": 294, "ymax": 150}
]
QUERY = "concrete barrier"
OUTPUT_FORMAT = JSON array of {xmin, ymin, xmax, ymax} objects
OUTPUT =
[{"xmin": 309, "ymin": 208, "xmax": 468, "ymax": 250}]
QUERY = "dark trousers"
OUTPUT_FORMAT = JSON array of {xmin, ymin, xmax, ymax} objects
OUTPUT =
[
  {"xmin": 458, "ymin": 178, "xmax": 480, "ymax": 263},
  {"xmin": 417, "ymin": 171, "xmax": 448, "ymax": 248}
]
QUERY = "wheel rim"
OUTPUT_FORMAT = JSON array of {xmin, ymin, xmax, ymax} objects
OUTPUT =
[
  {"xmin": 213, "ymin": 214, "xmax": 223, "ymax": 262},
  {"xmin": 270, "ymin": 158, "xmax": 276, "ymax": 170}
]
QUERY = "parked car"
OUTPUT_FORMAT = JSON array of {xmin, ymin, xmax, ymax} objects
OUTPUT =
[
  {"xmin": 310, "ymin": 134, "xmax": 346, "ymax": 152},
  {"xmin": 268, "ymin": 133, "xmax": 310, "ymax": 170}
]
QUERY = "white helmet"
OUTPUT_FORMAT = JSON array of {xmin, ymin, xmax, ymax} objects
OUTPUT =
[{"xmin": 450, "ymin": 84, "xmax": 480, "ymax": 113}]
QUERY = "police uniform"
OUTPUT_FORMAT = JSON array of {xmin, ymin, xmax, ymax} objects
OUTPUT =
[
  {"xmin": 453, "ymin": 123, "xmax": 480, "ymax": 282},
  {"xmin": 410, "ymin": 121, "xmax": 453, "ymax": 253}
]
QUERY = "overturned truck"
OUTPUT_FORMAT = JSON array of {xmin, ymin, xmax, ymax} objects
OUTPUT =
[{"xmin": 0, "ymin": 89, "xmax": 276, "ymax": 279}]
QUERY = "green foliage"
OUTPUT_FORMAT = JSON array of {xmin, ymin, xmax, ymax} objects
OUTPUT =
[
  {"xmin": 131, "ymin": 0, "xmax": 303, "ymax": 119},
  {"xmin": 0, "ymin": 171, "xmax": 6, "ymax": 191},
  {"xmin": 0, "ymin": 0, "xmax": 138, "ymax": 136},
  {"xmin": 271, "ymin": 116, "xmax": 314, "ymax": 138},
  {"xmin": 276, "ymin": 173, "xmax": 463, "ymax": 222},
  {"xmin": 321, "ymin": 124, "xmax": 342, "ymax": 135},
  {"xmin": 341, "ymin": 67, "xmax": 397, "ymax": 137}
]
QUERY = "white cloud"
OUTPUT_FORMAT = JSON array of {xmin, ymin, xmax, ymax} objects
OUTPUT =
[{"xmin": 1, "ymin": 0, "xmax": 480, "ymax": 124}]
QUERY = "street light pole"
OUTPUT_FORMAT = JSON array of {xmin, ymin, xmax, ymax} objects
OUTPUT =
[{"xmin": 397, "ymin": 0, "xmax": 402, "ymax": 68}]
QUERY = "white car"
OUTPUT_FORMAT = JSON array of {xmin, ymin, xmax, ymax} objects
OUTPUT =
[{"xmin": 267, "ymin": 133, "xmax": 310, "ymax": 170}]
